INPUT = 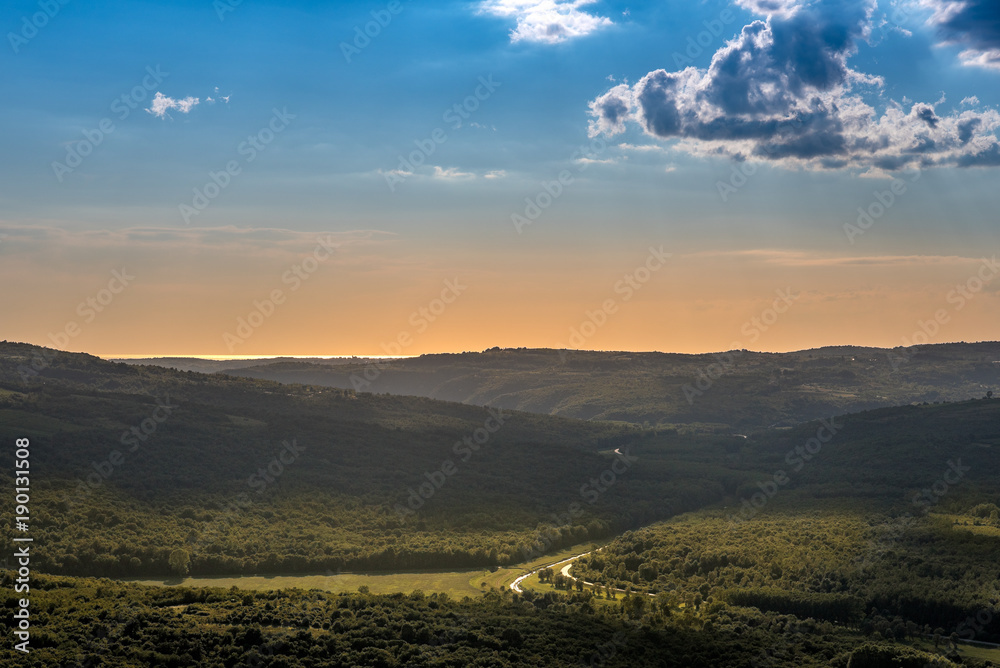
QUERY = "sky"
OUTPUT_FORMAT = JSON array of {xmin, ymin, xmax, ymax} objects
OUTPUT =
[{"xmin": 1, "ymin": 0, "xmax": 998, "ymax": 356}]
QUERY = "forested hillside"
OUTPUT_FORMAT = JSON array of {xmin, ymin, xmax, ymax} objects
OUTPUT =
[
  {"xmin": 148, "ymin": 342, "xmax": 1000, "ymax": 429},
  {"xmin": 1, "ymin": 572, "xmax": 986, "ymax": 667},
  {"xmin": 2, "ymin": 342, "xmax": 998, "ymax": 583},
  {"xmin": 0, "ymin": 343, "xmax": 725, "ymax": 577},
  {"xmin": 2, "ymin": 342, "xmax": 1000, "ymax": 666}
]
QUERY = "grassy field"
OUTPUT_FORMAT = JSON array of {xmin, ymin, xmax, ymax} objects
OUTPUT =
[
  {"xmin": 122, "ymin": 541, "xmax": 606, "ymax": 599},
  {"xmin": 126, "ymin": 569, "xmax": 485, "ymax": 599},
  {"xmin": 468, "ymin": 541, "xmax": 604, "ymax": 591},
  {"xmin": 912, "ymin": 638, "xmax": 1000, "ymax": 663}
]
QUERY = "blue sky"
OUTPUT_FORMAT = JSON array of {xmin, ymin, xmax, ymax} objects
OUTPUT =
[{"xmin": 2, "ymin": 0, "xmax": 999, "ymax": 355}]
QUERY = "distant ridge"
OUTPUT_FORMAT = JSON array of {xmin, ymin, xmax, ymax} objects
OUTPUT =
[{"xmin": 116, "ymin": 342, "xmax": 1000, "ymax": 430}]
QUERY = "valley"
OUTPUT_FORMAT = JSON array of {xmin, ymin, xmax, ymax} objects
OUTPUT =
[{"xmin": 2, "ymin": 342, "xmax": 999, "ymax": 666}]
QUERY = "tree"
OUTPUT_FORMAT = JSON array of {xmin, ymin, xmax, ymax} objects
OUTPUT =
[{"xmin": 168, "ymin": 549, "xmax": 190, "ymax": 576}]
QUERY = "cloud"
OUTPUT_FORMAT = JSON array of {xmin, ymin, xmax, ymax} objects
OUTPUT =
[
  {"xmin": 618, "ymin": 142, "xmax": 671, "ymax": 153},
  {"xmin": 0, "ymin": 225, "xmax": 391, "ymax": 268},
  {"xmin": 146, "ymin": 92, "xmax": 201, "ymax": 118},
  {"xmin": 480, "ymin": 0, "xmax": 613, "ymax": 44},
  {"xmin": 484, "ymin": 169, "xmax": 507, "ymax": 179},
  {"xmin": 734, "ymin": 0, "xmax": 803, "ymax": 19},
  {"xmin": 587, "ymin": 0, "xmax": 1000, "ymax": 172},
  {"xmin": 920, "ymin": 0, "xmax": 1000, "ymax": 71},
  {"xmin": 432, "ymin": 166, "xmax": 475, "ymax": 180},
  {"xmin": 684, "ymin": 248, "xmax": 986, "ymax": 267}
]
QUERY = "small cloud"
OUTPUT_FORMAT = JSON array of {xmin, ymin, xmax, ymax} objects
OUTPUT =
[
  {"xmin": 147, "ymin": 92, "xmax": 201, "ymax": 118},
  {"xmin": 480, "ymin": 0, "xmax": 613, "ymax": 44},
  {"xmin": 575, "ymin": 156, "xmax": 620, "ymax": 165},
  {"xmin": 618, "ymin": 142, "xmax": 669, "ymax": 152},
  {"xmin": 432, "ymin": 166, "xmax": 475, "ymax": 180},
  {"xmin": 961, "ymin": 95, "xmax": 980, "ymax": 106},
  {"xmin": 484, "ymin": 170, "xmax": 507, "ymax": 179},
  {"xmin": 664, "ymin": 164, "xmax": 677, "ymax": 173},
  {"xmin": 206, "ymin": 87, "xmax": 232, "ymax": 105}
]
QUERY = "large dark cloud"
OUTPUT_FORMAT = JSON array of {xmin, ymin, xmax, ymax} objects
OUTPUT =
[
  {"xmin": 923, "ymin": 0, "xmax": 1000, "ymax": 71},
  {"xmin": 587, "ymin": 0, "xmax": 1000, "ymax": 171}
]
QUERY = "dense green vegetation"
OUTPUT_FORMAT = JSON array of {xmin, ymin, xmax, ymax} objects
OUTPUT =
[
  {"xmin": 0, "ymin": 343, "xmax": 726, "ymax": 577},
  {"xmin": 3, "ymin": 341, "xmax": 1000, "ymax": 666},
  {"xmin": 4, "ymin": 572, "xmax": 990, "ymax": 667},
  {"xmin": 571, "ymin": 508, "xmax": 1000, "ymax": 641},
  {"xmin": 175, "ymin": 342, "xmax": 1000, "ymax": 429}
]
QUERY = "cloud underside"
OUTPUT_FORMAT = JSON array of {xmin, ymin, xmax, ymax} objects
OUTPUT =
[
  {"xmin": 922, "ymin": 0, "xmax": 1000, "ymax": 71},
  {"xmin": 588, "ymin": 0, "xmax": 1000, "ymax": 171},
  {"xmin": 480, "ymin": 0, "xmax": 612, "ymax": 44}
]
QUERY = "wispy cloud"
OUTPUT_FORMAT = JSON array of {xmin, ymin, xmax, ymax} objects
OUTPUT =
[
  {"xmin": 479, "ymin": 0, "xmax": 612, "ymax": 44},
  {"xmin": 432, "ymin": 166, "xmax": 475, "ymax": 180},
  {"xmin": 683, "ymin": 248, "xmax": 986, "ymax": 268}
]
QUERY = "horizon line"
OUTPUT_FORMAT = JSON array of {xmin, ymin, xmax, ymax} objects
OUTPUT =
[{"xmin": 89, "ymin": 339, "xmax": 1000, "ymax": 362}]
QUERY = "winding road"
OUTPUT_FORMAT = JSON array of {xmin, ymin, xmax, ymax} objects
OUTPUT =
[
  {"xmin": 510, "ymin": 551, "xmax": 592, "ymax": 593},
  {"xmin": 509, "ymin": 547, "xmax": 657, "ymax": 597}
]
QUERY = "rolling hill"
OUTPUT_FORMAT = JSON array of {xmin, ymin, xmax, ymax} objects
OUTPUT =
[{"xmin": 124, "ymin": 343, "xmax": 1000, "ymax": 430}]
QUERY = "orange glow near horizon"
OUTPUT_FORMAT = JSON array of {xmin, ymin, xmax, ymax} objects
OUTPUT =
[{"xmin": 3, "ymin": 227, "xmax": 998, "ymax": 358}]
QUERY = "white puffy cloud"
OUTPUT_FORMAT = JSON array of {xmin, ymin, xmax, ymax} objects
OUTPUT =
[
  {"xmin": 146, "ymin": 92, "xmax": 201, "ymax": 118},
  {"xmin": 587, "ymin": 0, "xmax": 1000, "ymax": 171},
  {"xmin": 480, "ymin": 0, "xmax": 612, "ymax": 44}
]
